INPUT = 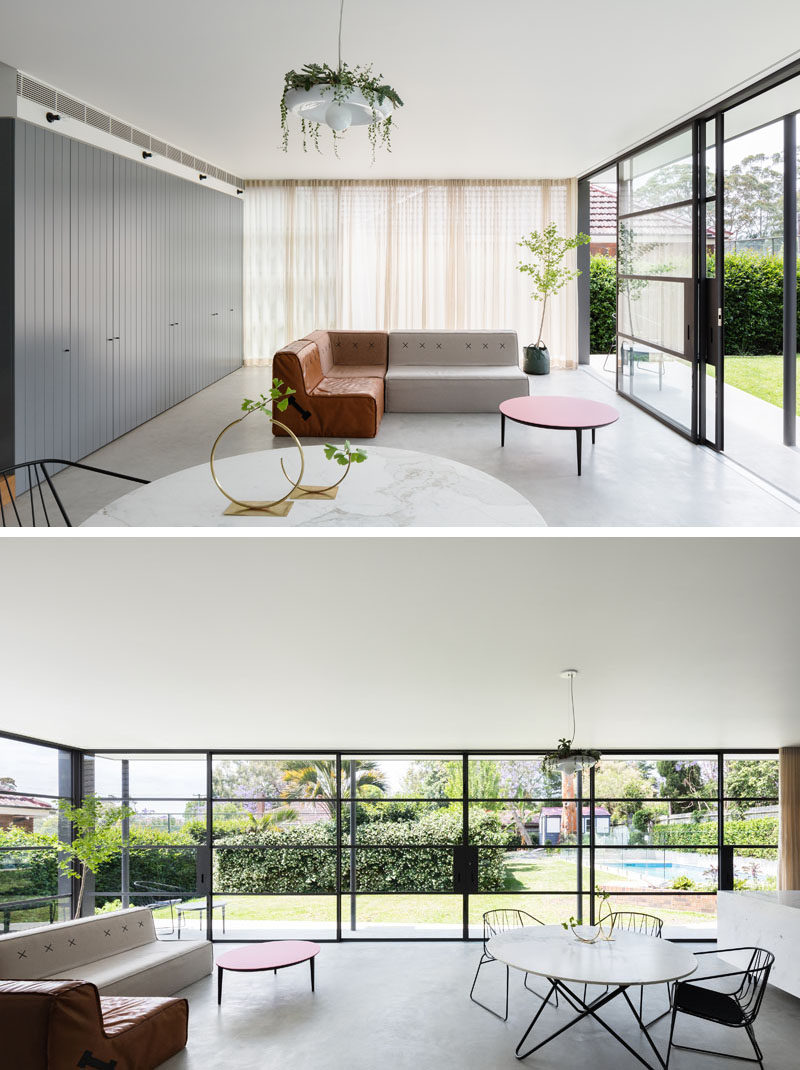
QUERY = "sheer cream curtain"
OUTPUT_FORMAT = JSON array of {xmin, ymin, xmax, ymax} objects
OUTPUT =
[{"xmin": 244, "ymin": 178, "xmax": 578, "ymax": 367}]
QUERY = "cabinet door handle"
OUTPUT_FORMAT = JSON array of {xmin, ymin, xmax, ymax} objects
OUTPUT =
[
  {"xmin": 63, "ymin": 348, "xmax": 70, "ymax": 353},
  {"xmin": 114, "ymin": 336, "xmax": 120, "ymax": 340},
  {"xmin": 107, "ymin": 338, "xmax": 114, "ymax": 342},
  {"xmin": 211, "ymin": 312, "xmax": 219, "ymax": 316}
]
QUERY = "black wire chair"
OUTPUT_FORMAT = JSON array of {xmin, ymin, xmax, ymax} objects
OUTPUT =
[
  {"xmin": 133, "ymin": 881, "xmax": 185, "ymax": 936},
  {"xmin": 0, "ymin": 459, "xmax": 149, "ymax": 527},
  {"xmin": 469, "ymin": 908, "xmax": 557, "ymax": 1022},
  {"xmin": 607, "ymin": 910, "xmax": 670, "ymax": 1027},
  {"xmin": 666, "ymin": 946, "xmax": 775, "ymax": 1069}
]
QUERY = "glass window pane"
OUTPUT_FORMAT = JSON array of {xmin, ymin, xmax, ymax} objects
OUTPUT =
[
  {"xmin": 619, "ymin": 129, "xmax": 693, "ymax": 214},
  {"xmin": 212, "ymin": 800, "xmax": 333, "ymax": 843},
  {"xmin": 212, "ymin": 894, "xmax": 336, "ymax": 941},
  {"xmin": 705, "ymin": 119, "xmax": 716, "ymax": 199},
  {"xmin": 467, "ymin": 757, "xmax": 564, "ymax": 799},
  {"xmin": 592, "ymin": 890, "xmax": 716, "ymax": 937},
  {"xmin": 345, "ymin": 894, "xmax": 462, "ymax": 938},
  {"xmin": 214, "ymin": 845, "xmax": 336, "ymax": 895},
  {"xmin": 590, "ymin": 800, "xmax": 716, "ymax": 847},
  {"xmin": 477, "ymin": 845, "xmax": 579, "ymax": 894},
  {"xmin": 618, "ymin": 277, "xmax": 686, "ymax": 353},
  {"xmin": 619, "ymin": 211, "xmax": 692, "ymax": 277},
  {"xmin": 0, "ymin": 794, "xmax": 61, "ymax": 836},
  {"xmin": 94, "ymin": 846, "xmax": 197, "ymax": 897},
  {"xmin": 723, "ymin": 801, "xmax": 779, "ymax": 847},
  {"xmin": 352, "ymin": 800, "xmax": 460, "ymax": 845},
  {"xmin": 723, "ymin": 756, "xmax": 779, "ymax": 798},
  {"xmin": 0, "ymin": 738, "xmax": 70, "ymax": 797},
  {"xmin": 0, "ymin": 847, "xmax": 60, "ymax": 900},
  {"xmin": 468, "ymin": 893, "xmax": 578, "ymax": 933},
  {"xmin": 594, "ymin": 847, "xmax": 718, "ymax": 891},
  {"xmin": 732, "ymin": 849, "xmax": 777, "ymax": 890},
  {"xmin": 95, "ymin": 799, "xmax": 207, "ymax": 842},
  {"xmin": 345, "ymin": 847, "xmax": 455, "ymax": 894},
  {"xmin": 344, "ymin": 756, "xmax": 462, "ymax": 798},
  {"xmin": 90, "ymin": 754, "xmax": 206, "ymax": 798},
  {"xmin": 212, "ymin": 756, "xmax": 308, "ymax": 800}
]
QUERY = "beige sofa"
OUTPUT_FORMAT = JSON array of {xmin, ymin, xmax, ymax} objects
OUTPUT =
[
  {"xmin": 0, "ymin": 906, "xmax": 212, "ymax": 996},
  {"xmin": 385, "ymin": 329, "xmax": 528, "ymax": 412}
]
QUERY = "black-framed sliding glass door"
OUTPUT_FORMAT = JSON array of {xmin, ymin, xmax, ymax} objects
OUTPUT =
[{"xmin": 617, "ymin": 127, "xmax": 699, "ymax": 436}]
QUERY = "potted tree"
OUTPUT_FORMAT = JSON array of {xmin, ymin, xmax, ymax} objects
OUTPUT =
[
  {"xmin": 517, "ymin": 222, "xmax": 591, "ymax": 375},
  {"xmin": 56, "ymin": 794, "xmax": 134, "ymax": 918}
]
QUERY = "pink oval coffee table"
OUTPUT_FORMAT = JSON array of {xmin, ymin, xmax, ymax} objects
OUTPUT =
[
  {"xmin": 216, "ymin": 940, "xmax": 320, "ymax": 1004},
  {"xmin": 499, "ymin": 395, "xmax": 620, "ymax": 475}
]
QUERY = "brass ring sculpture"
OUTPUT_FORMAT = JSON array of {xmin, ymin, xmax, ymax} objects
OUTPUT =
[
  {"xmin": 209, "ymin": 411, "xmax": 305, "ymax": 515},
  {"xmin": 280, "ymin": 455, "xmax": 352, "ymax": 499}
]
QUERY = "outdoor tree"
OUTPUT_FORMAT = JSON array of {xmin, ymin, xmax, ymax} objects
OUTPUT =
[
  {"xmin": 401, "ymin": 761, "xmax": 454, "ymax": 799},
  {"xmin": 56, "ymin": 794, "xmax": 134, "ymax": 918},
  {"xmin": 724, "ymin": 759, "xmax": 779, "ymax": 818},
  {"xmin": 656, "ymin": 760, "xmax": 715, "ymax": 815},
  {"xmin": 282, "ymin": 759, "xmax": 387, "ymax": 818},
  {"xmin": 211, "ymin": 759, "xmax": 286, "ymax": 802},
  {"xmin": 497, "ymin": 760, "xmax": 560, "ymax": 846},
  {"xmin": 593, "ymin": 759, "xmax": 660, "ymax": 827},
  {"xmin": 724, "ymin": 153, "xmax": 784, "ymax": 241}
]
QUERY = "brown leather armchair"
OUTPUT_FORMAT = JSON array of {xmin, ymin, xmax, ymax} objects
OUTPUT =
[
  {"xmin": 0, "ymin": 978, "xmax": 188, "ymax": 1070},
  {"xmin": 272, "ymin": 330, "xmax": 388, "ymax": 439}
]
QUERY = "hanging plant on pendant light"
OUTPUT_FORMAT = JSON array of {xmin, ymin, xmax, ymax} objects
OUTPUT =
[
  {"xmin": 280, "ymin": 0, "xmax": 403, "ymax": 160},
  {"xmin": 542, "ymin": 670, "xmax": 601, "ymax": 775}
]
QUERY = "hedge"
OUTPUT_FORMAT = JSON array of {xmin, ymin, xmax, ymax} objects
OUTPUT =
[
  {"xmin": 652, "ymin": 815, "xmax": 777, "ymax": 859},
  {"xmin": 214, "ymin": 810, "xmax": 511, "ymax": 895},
  {"xmin": 1, "ymin": 809, "xmax": 514, "ymax": 904},
  {"xmin": 0, "ymin": 827, "xmax": 197, "ymax": 908},
  {"xmin": 589, "ymin": 255, "xmax": 617, "ymax": 353},
  {"xmin": 589, "ymin": 252, "xmax": 800, "ymax": 357}
]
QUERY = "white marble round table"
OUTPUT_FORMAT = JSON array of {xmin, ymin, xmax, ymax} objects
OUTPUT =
[
  {"xmin": 487, "ymin": 925, "xmax": 696, "ymax": 1066},
  {"xmin": 82, "ymin": 445, "xmax": 546, "ymax": 528}
]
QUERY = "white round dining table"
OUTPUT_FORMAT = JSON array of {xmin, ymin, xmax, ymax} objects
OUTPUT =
[
  {"xmin": 81, "ymin": 445, "xmax": 546, "ymax": 528},
  {"xmin": 487, "ymin": 925, "xmax": 697, "ymax": 1066}
]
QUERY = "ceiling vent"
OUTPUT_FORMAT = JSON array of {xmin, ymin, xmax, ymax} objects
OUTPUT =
[
  {"xmin": 16, "ymin": 69, "xmax": 244, "ymax": 188},
  {"xmin": 21, "ymin": 76, "xmax": 56, "ymax": 109}
]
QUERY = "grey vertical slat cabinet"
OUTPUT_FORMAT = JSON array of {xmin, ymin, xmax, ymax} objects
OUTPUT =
[{"xmin": 4, "ymin": 118, "xmax": 244, "ymax": 484}]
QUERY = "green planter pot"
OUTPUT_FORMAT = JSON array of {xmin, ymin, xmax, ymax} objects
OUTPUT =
[{"xmin": 523, "ymin": 344, "xmax": 550, "ymax": 375}]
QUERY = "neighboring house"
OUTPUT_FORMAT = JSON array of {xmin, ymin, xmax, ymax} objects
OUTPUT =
[
  {"xmin": 0, "ymin": 794, "xmax": 54, "ymax": 833},
  {"xmin": 590, "ymin": 184, "xmax": 618, "ymax": 256},
  {"xmin": 539, "ymin": 805, "xmax": 611, "ymax": 845}
]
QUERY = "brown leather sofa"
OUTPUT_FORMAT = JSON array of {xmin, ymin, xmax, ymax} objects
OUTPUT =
[
  {"xmin": 0, "ymin": 978, "xmax": 188, "ymax": 1070},
  {"xmin": 272, "ymin": 330, "xmax": 388, "ymax": 438}
]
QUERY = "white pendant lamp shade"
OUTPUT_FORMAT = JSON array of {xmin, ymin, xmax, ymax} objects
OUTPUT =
[{"xmin": 283, "ymin": 84, "xmax": 395, "ymax": 130}]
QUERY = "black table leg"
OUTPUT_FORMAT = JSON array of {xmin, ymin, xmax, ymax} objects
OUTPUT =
[
  {"xmin": 217, "ymin": 966, "xmax": 223, "ymax": 1005},
  {"xmin": 310, "ymin": 956, "xmax": 315, "ymax": 992},
  {"xmin": 576, "ymin": 428, "xmax": 582, "ymax": 476},
  {"xmin": 592, "ymin": 428, "xmax": 596, "ymax": 445},
  {"xmin": 514, "ymin": 979, "xmax": 667, "ymax": 1068},
  {"xmin": 501, "ymin": 413, "xmax": 506, "ymax": 447}
]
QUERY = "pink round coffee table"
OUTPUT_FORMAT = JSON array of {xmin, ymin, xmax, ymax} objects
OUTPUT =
[
  {"xmin": 499, "ymin": 395, "xmax": 619, "ymax": 475},
  {"xmin": 216, "ymin": 940, "xmax": 320, "ymax": 1004}
]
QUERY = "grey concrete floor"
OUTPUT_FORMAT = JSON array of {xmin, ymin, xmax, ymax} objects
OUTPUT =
[
  {"xmin": 28, "ymin": 364, "xmax": 800, "ymax": 526},
  {"xmin": 160, "ymin": 941, "xmax": 800, "ymax": 1070}
]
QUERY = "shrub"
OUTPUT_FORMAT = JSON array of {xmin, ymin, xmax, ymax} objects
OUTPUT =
[
  {"xmin": 589, "ymin": 255, "xmax": 616, "ymax": 353},
  {"xmin": 671, "ymin": 875, "xmax": 695, "ymax": 890}
]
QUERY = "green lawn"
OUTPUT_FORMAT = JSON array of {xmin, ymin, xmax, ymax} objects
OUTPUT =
[
  {"xmin": 152, "ymin": 853, "xmax": 714, "ymax": 931},
  {"xmin": 708, "ymin": 355, "xmax": 800, "ymax": 415}
]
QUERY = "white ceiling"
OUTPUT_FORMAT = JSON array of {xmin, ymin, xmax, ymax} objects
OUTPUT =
[
  {"xmin": 1, "ymin": 1, "xmax": 800, "ymax": 179},
  {"xmin": 2, "ymin": 536, "xmax": 798, "ymax": 752}
]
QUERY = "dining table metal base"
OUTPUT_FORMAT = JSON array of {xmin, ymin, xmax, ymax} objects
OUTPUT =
[{"xmin": 515, "ymin": 978, "xmax": 667, "ymax": 1068}]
